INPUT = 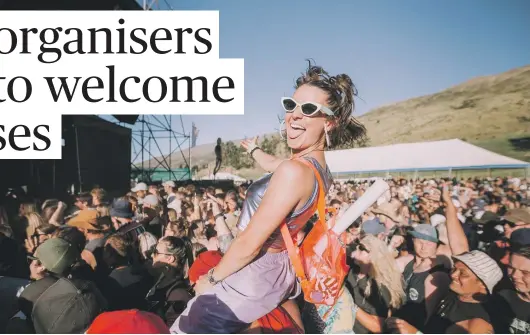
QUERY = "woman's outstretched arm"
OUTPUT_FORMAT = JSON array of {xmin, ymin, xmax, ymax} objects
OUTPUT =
[
  {"xmin": 207, "ymin": 160, "xmax": 314, "ymax": 283},
  {"xmin": 241, "ymin": 137, "xmax": 285, "ymax": 173}
]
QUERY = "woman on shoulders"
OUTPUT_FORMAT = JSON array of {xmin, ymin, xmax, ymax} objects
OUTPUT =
[{"xmin": 171, "ymin": 60, "xmax": 366, "ymax": 334}]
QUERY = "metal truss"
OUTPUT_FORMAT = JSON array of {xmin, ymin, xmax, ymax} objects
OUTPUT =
[{"xmin": 129, "ymin": 115, "xmax": 191, "ymax": 182}]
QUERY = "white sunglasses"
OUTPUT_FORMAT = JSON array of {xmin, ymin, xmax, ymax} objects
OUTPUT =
[{"xmin": 281, "ymin": 97, "xmax": 335, "ymax": 117}]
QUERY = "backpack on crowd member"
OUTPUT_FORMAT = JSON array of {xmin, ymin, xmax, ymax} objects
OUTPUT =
[
  {"xmin": 146, "ymin": 276, "xmax": 192, "ymax": 327},
  {"xmin": 31, "ymin": 277, "xmax": 107, "ymax": 334},
  {"xmin": 281, "ymin": 158, "xmax": 349, "ymax": 307}
]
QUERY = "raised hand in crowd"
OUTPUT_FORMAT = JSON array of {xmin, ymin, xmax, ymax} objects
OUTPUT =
[
  {"xmin": 208, "ymin": 199, "xmax": 221, "ymax": 217},
  {"xmin": 206, "ymin": 192, "xmax": 223, "ymax": 207},
  {"xmin": 24, "ymin": 235, "xmax": 38, "ymax": 254}
]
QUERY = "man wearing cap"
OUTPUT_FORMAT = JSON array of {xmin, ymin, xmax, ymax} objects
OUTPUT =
[
  {"xmin": 163, "ymin": 181, "xmax": 177, "ymax": 204},
  {"xmin": 493, "ymin": 229, "xmax": 530, "ymax": 333},
  {"xmin": 67, "ymin": 209, "xmax": 110, "ymax": 279},
  {"xmin": 388, "ymin": 185, "xmax": 504, "ymax": 334},
  {"xmin": 132, "ymin": 182, "xmax": 148, "ymax": 204},
  {"xmin": 504, "ymin": 208, "xmax": 530, "ymax": 239},
  {"xmin": 393, "ymin": 224, "xmax": 452, "ymax": 331},
  {"xmin": 10, "ymin": 238, "xmax": 106, "ymax": 333},
  {"xmin": 489, "ymin": 208, "xmax": 530, "ymax": 266},
  {"xmin": 111, "ymin": 197, "xmax": 146, "ymax": 244},
  {"xmin": 26, "ymin": 238, "xmax": 79, "ymax": 282}
]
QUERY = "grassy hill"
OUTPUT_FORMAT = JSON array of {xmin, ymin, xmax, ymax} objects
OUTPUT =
[{"xmin": 147, "ymin": 64, "xmax": 530, "ymax": 179}]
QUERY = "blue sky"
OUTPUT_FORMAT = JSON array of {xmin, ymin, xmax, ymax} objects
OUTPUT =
[{"xmin": 108, "ymin": 0, "xmax": 530, "ymax": 154}]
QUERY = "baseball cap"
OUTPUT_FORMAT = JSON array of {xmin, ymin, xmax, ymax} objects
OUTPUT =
[
  {"xmin": 409, "ymin": 224, "xmax": 439, "ymax": 243},
  {"xmin": 162, "ymin": 180, "xmax": 176, "ymax": 188},
  {"xmin": 361, "ymin": 218, "xmax": 386, "ymax": 236},
  {"xmin": 67, "ymin": 209, "xmax": 99, "ymax": 230},
  {"xmin": 32, "ymin": 238, "xmax": 79, "ymax": 275},
  {"xmin": 32, "ymin": 277, "xmax": 106, "ymax": 334},
  {"xmin": 473, "ymin": 211, "xmax": 499, "ymax": 225},
  {"xmin": 143, "ymin": 194, "xmax": 159, "ymax": 207},
  {"xmin": 188, "ymin": 250, "xmax": 223, "ymax": 284},
  {"xmin": 131, "ymin": 182, "xmax": 148, "ymax": 192},
  {"xmin": 86, "ymin": 309, "xmax": 169, "ymax": 334},
  {"xmin": 452, "ymin": 250, "xmax": 503, "ymax": 294},
  {"xmin": 472, "ymin": 199, "xmax": 487, "ymax": 212},
  {"xmin": 504, "ymin": 208, "xmax": 530, "ymax": 225},
  {"xmin": 110, "ymin": 198, "xmax": 133, "ymax": 219},
  {"xmin": 510, "ymin": 228, "xmax": 530, "ymax": 250},
  {"xmin": 430, "ymin": 214, "xmax": 446, "ymax": 228},
  {"xmin": 167, "ymin": 199, "xmax": 182, "ymax": 214}
]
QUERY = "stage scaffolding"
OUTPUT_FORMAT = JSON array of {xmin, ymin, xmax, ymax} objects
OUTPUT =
[
  {"xmin": 129, "ymin": 115, "xmax": 192, "ymax": 182},
  {"xmin": 128, "ymin": 0, "xmax": 191, "ymax": 183}
]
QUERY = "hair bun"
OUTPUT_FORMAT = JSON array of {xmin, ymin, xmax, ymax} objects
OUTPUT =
[
  {"xmin": 294, "ymin": 60, "xmax": 367, "ymax": 149},
  {"xmin": 333, "ymin": 74, "xmax": 358, "ymax": 101}
]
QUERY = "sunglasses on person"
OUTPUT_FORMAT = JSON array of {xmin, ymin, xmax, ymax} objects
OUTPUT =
[
  {"xmin": 27, "ymin": 255, "xmax": 41, "ymax": 266},
  {"xmin": 281, "ymin": 97, "xmax": 335, "ymax": 117},
  {"xmin": 353, "ymin": 239, "xmax": 370, "ymax": 253},
  {"xmin": 151, "ymin": 248, "xmax": 173, "ymax": 257}
]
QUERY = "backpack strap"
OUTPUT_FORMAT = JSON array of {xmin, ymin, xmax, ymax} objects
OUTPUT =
[
  {"xmin": 280, "ymin": 224, "xmax": 306, "ymax": 280},
  {"xmin": 280, "ymin": 158, "xmax": 327, "ymax": 280}
]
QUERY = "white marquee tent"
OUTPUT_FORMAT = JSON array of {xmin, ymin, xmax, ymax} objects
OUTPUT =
[
  {"xmin": 324, "ymin": 139, "xmax": 529, "ymax": 175},
  {"xmin": 200, "ymin": 172, "xmax": 247, "ymax": 182}
]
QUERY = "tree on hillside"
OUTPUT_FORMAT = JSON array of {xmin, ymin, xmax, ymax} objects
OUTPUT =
[
  {"xmin": 332, "ymin": 136, "xmax": 371, "ymax": 150},
  {"xmin": 222, "ymin": 141, "xmax": 254, "ymax": 170},
  {"xmin": 260, "ymin": 137, "xmax": 274, "ymax": 155}
]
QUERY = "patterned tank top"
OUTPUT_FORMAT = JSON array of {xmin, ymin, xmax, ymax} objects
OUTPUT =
[{"xmin": 237, "ymin": 157, "xmax": 333, "ymax": 249}]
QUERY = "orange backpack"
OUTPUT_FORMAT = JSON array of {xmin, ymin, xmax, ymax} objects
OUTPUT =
[{"xmin": 280, "ymin": 159, "xmax": 349, "ymax": 307}]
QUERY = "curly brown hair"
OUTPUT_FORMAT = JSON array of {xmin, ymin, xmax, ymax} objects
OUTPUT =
[{"xmin": 294, "ymin": 59, "xmax": 367, "ymax": 149}]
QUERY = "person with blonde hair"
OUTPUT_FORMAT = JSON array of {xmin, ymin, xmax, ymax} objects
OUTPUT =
[
  {"xmin": 91, "ymin": 188, "xmax": 107, "ymax": 207},
  {"xmin": 346, "ymin": 235, "xmax": 405, "ymax": 333},
  {"xmin": 19, "ymin": 201, "xmax": 37, "ymax": 217},
  {"xmin": 25, "ymin": 212, "xmax": 46, "ymax": 239},
  {"xmin": 164, "ymin": 217, "xmax": 187, "ymax": 239}
]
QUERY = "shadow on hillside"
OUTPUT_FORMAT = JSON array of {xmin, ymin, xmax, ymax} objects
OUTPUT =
[{"xmin": 509, "ymin": 137, "xmax": 530, "ymax": 151}]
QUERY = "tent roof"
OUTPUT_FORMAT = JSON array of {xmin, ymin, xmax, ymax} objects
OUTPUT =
[
  {"xmin": 201, "ymin": 172, "xmax": 246, "ymax": 181},
  {"xmin": 324, "ymin": 139, "xmax": 529, "ymax": 174}
]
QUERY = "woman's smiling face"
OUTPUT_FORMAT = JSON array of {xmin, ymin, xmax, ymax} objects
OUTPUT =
[{"xmin": 284, "ymin": 84, "xmax": 330, "ymax": 151}]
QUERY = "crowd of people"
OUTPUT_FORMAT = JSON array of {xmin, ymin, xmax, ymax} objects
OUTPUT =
[
  {"xmin": 0, "ymin": 61, "xmax": 529, "ymax": 334},
  {"xmin": 1, "ymin": 175, "xmax": 528, "ymax": 334}
]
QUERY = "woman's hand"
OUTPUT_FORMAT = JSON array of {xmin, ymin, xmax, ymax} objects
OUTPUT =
[
  {"xmin": 240, "ymin": 136, "xmax": 259, "ymax": 153},
  {"xmin": 385, "ymin": 317, "xmax": 418, "ymax": 334}
]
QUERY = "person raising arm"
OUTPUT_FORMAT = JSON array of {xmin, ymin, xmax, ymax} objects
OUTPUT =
[
  {"xmin": 171, "ymin": 60, "xmax": 366, "ymax": 334},
  {"xmin": 240, "ymin": 136, "xmax": 285, "ymax": 173}
]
